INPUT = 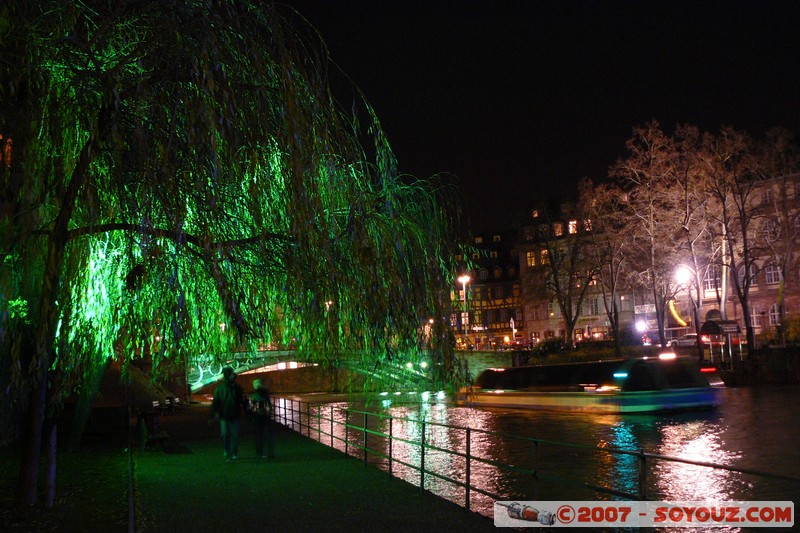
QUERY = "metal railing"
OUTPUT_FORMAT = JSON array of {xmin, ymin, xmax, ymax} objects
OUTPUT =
[{"xmin": 272, "ymin": 397, "xmax": 800, "ymax": 514}]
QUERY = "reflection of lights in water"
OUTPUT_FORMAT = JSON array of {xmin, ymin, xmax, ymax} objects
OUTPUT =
[
  {"xmin": 655, "ymin": 421, "xmax": 742, "ymax": 501},
  {"xmin": 595, "ymin": 422, "xmax": 641, "ymax": 497}
]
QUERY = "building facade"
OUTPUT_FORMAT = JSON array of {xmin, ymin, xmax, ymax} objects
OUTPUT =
[{"xmin": 452, "ymin": 231, "xmax": 521, "ymax": 350}]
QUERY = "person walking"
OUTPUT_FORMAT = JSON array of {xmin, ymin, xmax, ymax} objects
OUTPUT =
[
  {"xmin": 210, "ymin": 366, "xmax": 248, "ymax": 462},
  {"xmin": 249, "ymin": 379, "xmax": 274, "ymax": 460}
]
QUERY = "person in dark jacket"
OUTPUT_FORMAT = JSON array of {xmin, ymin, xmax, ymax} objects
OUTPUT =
[
  {"xmin": 210, "ymin": 366, "xmax": 248, "ymax": 461},
  {"xmin": 249, "ymin": 379, "xmax": 274, "ymax": 459}
]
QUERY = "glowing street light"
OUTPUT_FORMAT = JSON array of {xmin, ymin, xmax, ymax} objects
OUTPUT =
[{"xmin": 674, "ymin": 265, "xmax": 703, "ymax": 361}]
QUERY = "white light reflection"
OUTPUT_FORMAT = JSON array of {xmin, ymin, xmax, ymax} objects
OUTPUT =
[{"xmin": 654, "ymin": 421, "xmax": 742, "ymax": 501}]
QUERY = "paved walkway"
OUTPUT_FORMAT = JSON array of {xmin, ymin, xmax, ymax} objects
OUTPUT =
[{"xmin": 134, "ymin": 404, "xmax": 496, "ymax": 532}]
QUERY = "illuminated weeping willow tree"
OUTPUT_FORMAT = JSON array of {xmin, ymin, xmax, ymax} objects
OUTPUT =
[{"xmin": 0, "ymin": 0, "xmax": 463, "ymax": 506}]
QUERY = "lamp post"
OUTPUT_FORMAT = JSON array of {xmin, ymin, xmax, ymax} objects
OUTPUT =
[
  {"xmin": 458, "ymin": 274, "xmax": 471, "ymax": 348},
  {"xmin": 675, "ymin": 265, "xmax": 703, "ymax": 361}
]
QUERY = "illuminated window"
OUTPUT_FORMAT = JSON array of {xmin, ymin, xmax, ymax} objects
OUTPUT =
[
  {"xmin": 471, "ymin": 252, "xmax": 480, "ymax": 259},
  {"xmin": 526, "ymin": 251, "xmax": 536, "ymax": 267},
  {"xmin": 540, "ymin": 249, "xmax": 549, "ymax": 265},
  {"xmin": 765, "ymin": 264, "xmax": 782, "ymax": 284},
  {"xmin": 584, "ymin": 219, "xmax": 593, "ymax": 232},
  {"xmin": 553, "ymin": 223, "xmax": 563, "ymax": 236},
  {"xmin": 588, "ymin": 273, "xmax": 597, "ymax": 286},
  {"xmin": 769, "ymin": 303, "xmax": 780, "ymax": 326},
  {"xmin": 474, "ymin": 236, "xmax": 483, "ymax": 244},
  {"xmin": 568, "ymin": 220, "xmax": 578, "ymax": 234},
  {"xmin": 532, "ymin": 209, "xmax": 539, "ymax": 218},
  {"xmin": 492, "ymin": 234, "xmax": 501, "ymax": 243}
]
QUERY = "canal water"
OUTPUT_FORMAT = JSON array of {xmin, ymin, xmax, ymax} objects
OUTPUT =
[{"xmin": 284, "ymin": 384, "xmax": 800, "ymax": 520}]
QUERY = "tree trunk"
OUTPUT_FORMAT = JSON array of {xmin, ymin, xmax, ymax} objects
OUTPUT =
[
  {"xmin": 69, "ymin": 357, "xmax": 111, "ymax": 451},
  {"xmin": 45, "ymin": 418, "xmax": 57, "ymax": 508},
  {"xmin": 16, "ymin": 365, "xmax": 47, "ymax": 506}
]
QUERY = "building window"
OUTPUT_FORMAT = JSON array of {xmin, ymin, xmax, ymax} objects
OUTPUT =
[
  {"xmin": 769, "ymin": 303, "xmax": 780, "ymax": 326},
  {"xmin": 526, "ymin": 251, "xmax": 536, "ymax": 267},
  {"xmin": 540, "ymin": 249, "xmax": 549, "ymax": 265},
  {"xmin": 492, "ymin": 234, "xmax": 501, "ymax": 243},
  {"xmin": 703, "ymin": 265, "xmax": 721, "ymax": 292},
  {"xmin": 479, "ymin": 269, "xmax": 489, "ymax": 280},
  {"xmin": 584, "ymin": 219, "xmax": 593, "ymax": 232},
  {"xmin": 471, "ymin": 252, "xmax": 480, "ymax": 259},
  {"xmin": 474, "ymin": 236, "xmax": 483, "ymax": 244},
  {"xmin": 489, "ymin": 250, "xmax": 498, "ymax": 258},
  {"xmin": 761, "ymin": 219, "xmax": 780, "ymax": 241},
  {"xmin": 532, "ymin": 209, "xmax": 539, "ymax": 219},
  {"xmin": 533, "ymin": 305, "xmax": 540, "ymax": 320},
  {"xmin": 738, "ymin": 264, "xmax": 758, "ymax": 287},
  {"xmin": 588, "ymin": 297, "xmax": 600, "ymax": 315},
  {"xmin": 762, "ymin": 188, "xmax": 773, "ymax": 205},
  {"xmin": 494, "ymin": 267, "xmax": 503, "ymax": 278},
  {"xmin": 537, "ymin": 224, "xmax": 549, "ymax": 238},
  {"xmin": 568, "ymin": 220, "xmax": 578, "ymax": 234},
  {"xmin": 547, "ymin": 302, "xmax": 554, "ymax": 317},
  {"xmin": 765, "ymin": 264, "xmax": 782, "ymax": 285},
  {"xmin": 553, "ymin": 223, "xmax": 563, "ymax": 236},
  {"xmin": 750, "ymin": 305, "xmax": 762, "ymax": 327}
]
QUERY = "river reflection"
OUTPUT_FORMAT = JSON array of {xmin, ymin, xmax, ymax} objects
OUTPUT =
[{"xmin": 286, "ymin": 385, "xmax": 800, "ymax": 519}]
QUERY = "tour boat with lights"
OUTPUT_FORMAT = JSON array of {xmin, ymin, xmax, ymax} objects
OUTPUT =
[{"xmin": 456, "ymin": 354, "xmax": 721, "ymax": 414}]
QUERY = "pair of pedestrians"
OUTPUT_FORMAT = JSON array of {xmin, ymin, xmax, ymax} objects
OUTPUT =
[{"xmin": 209, "ymin": 367, "xmax": 274, "ymax": 461}]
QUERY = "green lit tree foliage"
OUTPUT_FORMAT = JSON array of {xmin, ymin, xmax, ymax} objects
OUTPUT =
[{"xmin": 0, "ymin": 0, "xmax": 462, "ymax": 507}]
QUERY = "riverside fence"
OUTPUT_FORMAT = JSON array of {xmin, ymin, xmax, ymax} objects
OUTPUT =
[{"xmin": 272, "ymin": 397, "xmax": 800, "ymax": 518}]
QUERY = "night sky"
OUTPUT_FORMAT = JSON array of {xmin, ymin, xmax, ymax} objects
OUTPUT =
[{"xmin": 285, "ymin": 1, "xmax": 800, "ymax": 233}]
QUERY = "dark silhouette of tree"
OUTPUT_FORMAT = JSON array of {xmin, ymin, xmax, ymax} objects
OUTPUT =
[{"xmin": 1, "ymin": 1, "xmax": 461, "ymax": 507}]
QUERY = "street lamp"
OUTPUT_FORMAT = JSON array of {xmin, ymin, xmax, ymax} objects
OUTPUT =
[
  {"xmin": 458, "ymin": 274, "xmax": 470, "ymax": 347},
  {"xmin": 674, "ymin": 265, "xmax": 703, "ymax": 361}
]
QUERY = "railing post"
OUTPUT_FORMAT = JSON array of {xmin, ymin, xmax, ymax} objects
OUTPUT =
[
  {"xmin": 419, "ymin": 421, "xmax": 426, "ymax": 493},
  {"xmin": 389, "ymin": 418, "xmax": 394, "ymax": 476},
  {"xmin": 532, "ymin": 440, "xmax": 539, "ymax": 501},
  {"xmin": 638, "ymin": 448, "xmax": 647, "ymax": 500},
  {"xmin": 306, "ymin": 402, "xmax": 311, "ymax": 438},
  {"xmin": 363, "ymin": 411, "xmax": 369, "ymax": 466},
  {"xmin": 344, "ymin": 410, "xmax": 349, "ymax": 456},
  {"xmin": 330, "ymin": 406, "xmax": 334, "ymax": 448},
  {"xmin": 465, "ymin": 427, "xmax": 471, "ymax": 511}
]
